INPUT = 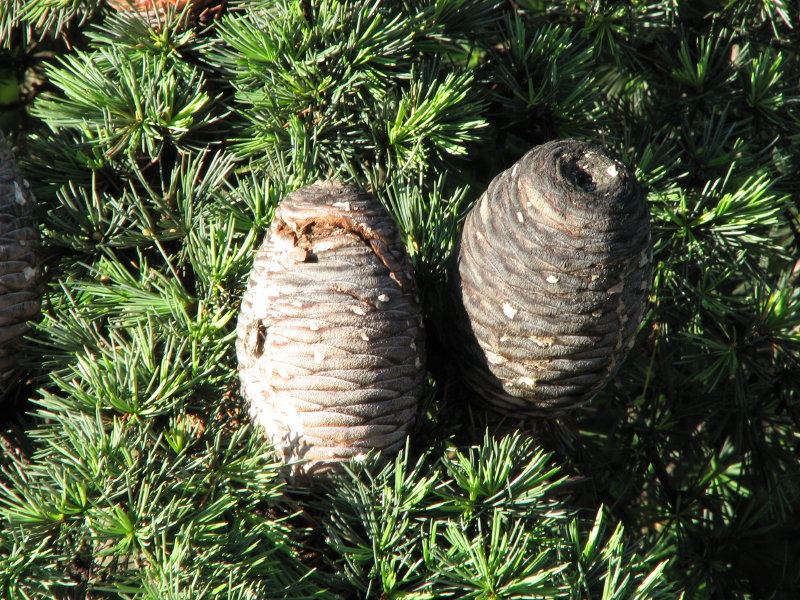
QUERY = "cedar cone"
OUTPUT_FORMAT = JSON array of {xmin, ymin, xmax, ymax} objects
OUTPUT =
[
  {"xmin": 0, "ymin": 134, "xmax": 41, "ymax": 392},
  {"xmin": 236, "ymin": 181, "xmax": 425, "ymax": 476},
  {"xmin": 107, "ymin": 0, "xmax": 219, "ymax": 21},
  {"xmin": 452, "ymin": 139, "xmax": 652, "ymax": 416}
]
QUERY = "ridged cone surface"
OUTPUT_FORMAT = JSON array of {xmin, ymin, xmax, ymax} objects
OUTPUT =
[
  {"xmin": 236, "ymin": 181, "xmax": 425, "ymax": 475},
  {"xmin": 454, "ymin": 139, "xmax": 652, "ymax": 416},
  {"xmin": 0, "ymin": 134, "xmax": 41, "ymax": 391}
]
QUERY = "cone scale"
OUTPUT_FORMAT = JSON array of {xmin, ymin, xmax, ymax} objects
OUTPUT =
[
  {"xmin": 236, "ymin": 181, "xmax": 425, "ymax": 475},
  {"xmin": 453, "ymin": 139, "xmax": 652, "ymax": 416}
]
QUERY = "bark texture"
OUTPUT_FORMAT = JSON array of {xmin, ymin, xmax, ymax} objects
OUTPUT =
[
  {"xmin": 453, "ymin": 139, "xmax": 651, "ymax": 416},
  {"xmin": 0, "ymin": 134, "xmax": 41, "ymax": 392},
  {"xmin": 236, "ymin": 181, "xmax": 425, "ymax": 475}
]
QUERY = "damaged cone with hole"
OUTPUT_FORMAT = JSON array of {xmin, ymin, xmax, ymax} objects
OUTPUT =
[
  {"xmin": 453, "ymin": 139, "xmax": 651, "ymax": 416},
  {"xmin": 236, "ymin": 181, "xmax": 425, "ymax": 477},
  {"xmin": 0, "ymin": 134, "xmax": 41, "ymax": 393}
]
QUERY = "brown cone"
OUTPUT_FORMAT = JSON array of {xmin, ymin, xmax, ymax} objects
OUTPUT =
[
  {"xmin": 107, "ymin": 0, "xmax": 220, "ymax": 22},
  {"xmin": 452, "ymin": 139, "xmax": 652, "ymax": 416},
  {"xmin": 236, "ymin": 181, "xmax": 425, "ymax": 477},
  {"xmin": 0, "ymin": 134, "xmax": 41, "ymax": 392}
]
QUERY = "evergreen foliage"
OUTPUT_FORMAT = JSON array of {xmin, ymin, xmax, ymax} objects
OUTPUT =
[{"xmin": 1, "ymin": 0, "xmax": 799, "ymax": 598}]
